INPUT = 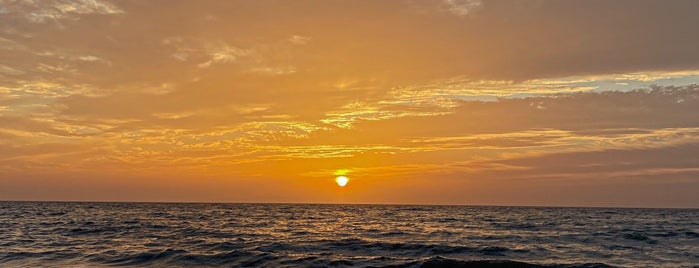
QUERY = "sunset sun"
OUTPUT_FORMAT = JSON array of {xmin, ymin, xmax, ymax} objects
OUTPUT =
[{"xmin": 335, "ymin": 176, "xmax": 349, "ymax": 187}]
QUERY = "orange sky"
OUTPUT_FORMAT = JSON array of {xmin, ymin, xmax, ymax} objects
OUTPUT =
[{"xmin": 1, "ymin": 0, "xmax": 698, "ymax": 207}]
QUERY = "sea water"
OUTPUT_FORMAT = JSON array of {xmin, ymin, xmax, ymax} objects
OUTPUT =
[{"xmin": 0, "ymin": 202, "xmax": 697, "ymax": 267}]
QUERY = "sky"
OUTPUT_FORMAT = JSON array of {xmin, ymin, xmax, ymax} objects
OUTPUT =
[{"xmin": 0, "ymin": 0, "xmax": 698, "ymax": 207}]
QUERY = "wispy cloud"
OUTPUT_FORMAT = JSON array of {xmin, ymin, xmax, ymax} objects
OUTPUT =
[
  {"xmin": 247, "ymin": 66, "xmax": 296, "ymax": 75},
  {"xmin": 288, "ymin": 35, "xmax": 311, "ymax": 45},
  {"xmin": 1, "ymin": 0, "xmax": 123, "ymax": 23},
  {"xmin": 197, "ymin": 44, "xmax": 251, "ymax": 68},
  {"xmin": 0, "ymin": 64, "xmax": 25, "ymax": 76},
  {"xmin": 441, "ymin": 0, "xmax": 482, "ymax": 16}
]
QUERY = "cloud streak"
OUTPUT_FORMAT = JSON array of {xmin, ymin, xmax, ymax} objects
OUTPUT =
[{"xmin": 0, "ymin": 0, "xmax": 122, "ymax": 23}]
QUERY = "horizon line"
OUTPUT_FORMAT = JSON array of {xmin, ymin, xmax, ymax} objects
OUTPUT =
[{"xmin": 1, "ymin": 200, "xmax": 696, "ymax": 210}]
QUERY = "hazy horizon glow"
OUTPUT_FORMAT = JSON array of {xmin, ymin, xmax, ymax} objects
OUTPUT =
[{"xmin": 1, "ymin": 0, "xmax": 698, "ymax": 207}]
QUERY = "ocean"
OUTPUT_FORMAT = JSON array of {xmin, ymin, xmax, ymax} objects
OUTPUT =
[{"xmin": 0, "ymin": 202, "xmax": 697, "ymax": 267}]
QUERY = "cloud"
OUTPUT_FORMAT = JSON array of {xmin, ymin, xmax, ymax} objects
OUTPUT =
[
  {"xmin": 321, "ymin": 100, "xmax": 453, "ymax": 129},
  {"xmin": 1, "ymin": 0, "xmax": 123, "ymax": 23},
  {"xmin": 197, "ymin": 44, "xmax": 251, "ymax": 68},
  {"xmin": 441, "ymin": 0, "xmax": 482, "ymax": 16},
  {"xmin": 0, "ymin": 64, "xmax": 25, "ymax": 76},
  {"xmin": 77, "ymin": 55, "xmax": 100, "ymax": 62},
  {"xmin": 247, "ymin": 66, "xmax": 296, "ymax": 75},
  {"xmin": 0, "ymin": 115, "xmax": 83, "ymax": 137},
  {"xmin": 487, "ymin": 142, "xmax": 699, "ymax": 182},
  {"xmin": 288, "ymin": 35, "xmax": 311, "ymax": 45},
  {"xmin": 348, "ymin": 85, "xmax": 699, "ymax": 139}
]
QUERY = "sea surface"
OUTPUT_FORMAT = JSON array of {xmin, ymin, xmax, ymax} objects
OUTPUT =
[{"xmin": 0, "ymin": 202, "xmax": 697, "ymax": 267}]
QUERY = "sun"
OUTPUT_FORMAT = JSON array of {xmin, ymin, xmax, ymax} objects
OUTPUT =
[{"xmin": 335, "ymin": 176, "xmax": 349, "ymax": 187}]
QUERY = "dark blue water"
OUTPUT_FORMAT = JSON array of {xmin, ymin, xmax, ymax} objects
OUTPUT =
[{"xmin": 0, "ymin": 202, "xmax": 697, "ymax": 267}]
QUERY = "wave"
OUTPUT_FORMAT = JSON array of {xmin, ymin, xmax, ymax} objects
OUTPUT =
[
  {"xmin": 79, "ymin": 250, "xmax": 618, "ymax": 268},
  {"xmin": 91, "ymin": 252, "xmax": 616, "ymax": 268},
  {"xmin": 104, "ymin": 248, "xmax": 188, "ymax": 266},
  {"xmin": 375, "ymin": 256, "xmax": 617, "ymax": 268},
  {"xmin": 321, "ymin": 238, "xmax": 532, "ymax": 256},
  {"xmin": 619, "ymin": 232, "xmax": 658, "ymax": 244}
]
